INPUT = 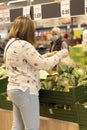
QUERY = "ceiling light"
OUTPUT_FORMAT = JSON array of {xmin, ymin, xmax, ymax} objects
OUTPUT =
[
  {"xmin": 0, "ymin": 2, "xmax": 4, "ymax": 5},
  {"xmin": 7, "ymin": 0, "xmax": 27, "ymax": 6},
  {"xmin": 7, "ymin": 0, "xmax": 34, "ymax": 6}
]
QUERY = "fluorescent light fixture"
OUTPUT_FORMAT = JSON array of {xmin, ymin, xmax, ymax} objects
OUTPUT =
[
  {"xmin": 7, "ymin": 0, "xmax": 27, "ymax": 6},
  {"xmin": 7, "ymin": 0, "xmax": 34, "ymax": 6},
  {"xmin": 0, "ymin": 2, "xmax": 4, "ymax": 5}
]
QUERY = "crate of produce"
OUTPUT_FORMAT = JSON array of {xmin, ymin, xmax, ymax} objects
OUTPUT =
[
  {"xmin": 0, "ymin": 77, "xmax": 8, "ymax": 94},
  {"xmin": 39, "ymin": 85, "xmax": 87, "ymax": 123},
  {"xmin": 76, "ymin": 101, "xmax": 87, "ymax": 126},
  {"xmin": 40, "ymin": 102, "xmax": 78, "ymax": 122},
  {"xmin": 0, "ymin": 99, "xmax": 12, "ymax": 110},
  {"xmin": 39, "ymin": 85, "xmax": 87, "ymax": 105},
  {"xmin": 39, "ymin": 63, "xmax": 87, "ymax": 122},
  {"xmin": 40, "ymin": 64, "xmax": 87, "ymax": 104}
]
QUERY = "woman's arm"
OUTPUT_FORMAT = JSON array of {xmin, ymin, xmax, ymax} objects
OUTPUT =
[
  {"xmin": 42, "ymin": 51, "xmax": 58, "ymax": 58},
  {"xmin": 23, "ymin": 43, "xmax": 68, "ymax": 70}
]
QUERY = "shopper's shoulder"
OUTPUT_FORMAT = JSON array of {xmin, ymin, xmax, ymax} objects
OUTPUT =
[
  {"xmin": 19, "ymin": 39, "xmax": 31, "ymax": 46},
  {"xmin": 20, "ymin": 40, "xmax": 34, "ymax": 50},
  {"xmin": 18, "ymin": 39, "xmax": 28, "ymax": 44}
]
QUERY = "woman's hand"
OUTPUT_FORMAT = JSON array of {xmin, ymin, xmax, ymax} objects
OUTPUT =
[
  {"xmin": 60, "ymin": 49, "xmax": 68, "ymax": 58},
  {"xmin": 44, "ymin": 51, "xmax": 58, "ymax": 58}
]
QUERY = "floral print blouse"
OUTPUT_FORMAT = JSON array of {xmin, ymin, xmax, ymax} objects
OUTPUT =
[{"xmin": 4, "ymin": 38, "xmax": 62, "ymax": 95}]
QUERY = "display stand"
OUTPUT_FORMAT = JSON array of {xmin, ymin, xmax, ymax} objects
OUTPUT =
[{"xmin": 0, "ymin": 109, "xmax": 79, "ymax": 130}]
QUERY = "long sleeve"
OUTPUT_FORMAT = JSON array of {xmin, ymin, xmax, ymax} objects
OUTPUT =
[
  {"xmin": 5, "ymin": 39, "xmax": 68, "ymax": 94},
  {"xmin": 23, "ymin": 43, "xmax": 62, "ymax": 70}
]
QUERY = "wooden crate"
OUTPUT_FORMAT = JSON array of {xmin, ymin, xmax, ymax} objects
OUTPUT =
[
  {"xmin": 76, "ymin": 103, "xmax": 87, "ymax": 126},
  {"xmin": 0, "ymin": 77, "xmax": 8, "ymax": 94},
  {"xmin": 40, "ymin": 102, "xmax": 78, "ymax": 122},
  {"xmin": 39, "ymin": 85, "xmax": 87, "ymax": 105}
]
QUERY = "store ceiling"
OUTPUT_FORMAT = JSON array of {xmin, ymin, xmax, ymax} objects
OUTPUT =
[{"xmin": 0, "ymin": 0, "xmax": 54, "ymax": 8}]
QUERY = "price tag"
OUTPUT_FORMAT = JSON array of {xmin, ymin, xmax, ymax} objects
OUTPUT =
[
  {"xmin": 34, "ymin": 4, "xmax": 42, "ymax": 20},
  {"xmin": 23, "ymin": 6, "xmax": 30, "ymax": 18},
  {"xmin": 85, "ymin": 0, "xmax": 87, "ymax": 14},
  {"xmin": 61, "ymin": 1, "xmax": 70, "ymax": 17},
  {"xmin": 3, "ymin": 9, "xmax": 10, "ymax": 23}
]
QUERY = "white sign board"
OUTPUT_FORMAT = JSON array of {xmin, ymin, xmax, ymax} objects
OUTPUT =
[
  {"xmin": 85, "ymin": 0, "xmax": 87, "ymax": 14},
  {"xmin": 34, "ymin": 4, "xmax": 42, "ymax": 20},
  {"xmin": 61, "ymin": 1, "xmax": 70, "ymax": 17},
  {"xmin": 3, "ymin": 9, "xmax": 10, "ymax": 23},
  {"xmin": 23, "ymin": 6, "xmax": 30, "ymax": 18}
]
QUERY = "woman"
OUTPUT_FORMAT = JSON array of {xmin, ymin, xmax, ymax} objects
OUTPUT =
[
  {"xmin": 4, "ymin": 16, "xmax": 68, "ymax": 130},
  {"xmin": 50, "ymin": 27, "xmax": 69, "ymax": 52}
]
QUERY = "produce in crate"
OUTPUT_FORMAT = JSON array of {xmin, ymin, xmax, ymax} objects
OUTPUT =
[
  {"xmin": 56, "ymin": 55, "xmax": 76, "ymax": 74},
  {"xmin": 40, "ymin": 56, "xmax": 87, "ymax": 92}
]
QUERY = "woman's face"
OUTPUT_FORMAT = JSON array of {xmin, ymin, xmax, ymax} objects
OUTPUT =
[
  {"xmin": 52, "ymin": 30, "xmax": 60, "ymax": 37},
  {"xmin": 52, "ymin": 31, "xmax": 60, "ymax": 41}
]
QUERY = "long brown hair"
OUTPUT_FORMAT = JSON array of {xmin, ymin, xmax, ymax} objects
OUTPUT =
[{"xmin": 8, "ymin": 16, "xmax": 36, "ymax": 46}]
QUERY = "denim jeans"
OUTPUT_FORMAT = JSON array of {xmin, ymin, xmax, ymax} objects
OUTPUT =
[{"xmin": 7, "ymin": 88, "xmax": 39, "ymax": 130}]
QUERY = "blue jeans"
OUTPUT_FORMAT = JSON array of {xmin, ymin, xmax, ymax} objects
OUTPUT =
[{"xmin": 7, "ymin": 88, "xmax": 39, "ymax": 130}]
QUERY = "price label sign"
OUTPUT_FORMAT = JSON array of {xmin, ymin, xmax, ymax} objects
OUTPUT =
[
  {"xmin": 34, "ymin": 5, "xmax": 42, "ymax": 20},
  {"xmin": 85, "ymin": 0, "xmax": 87, "ymax": 14},
  {"xmin": 23, "ymin": 6, "xmax": 30, "ymax": 18},
  {"xmin": 61, "ymin": 1, "xmax": 70, "ymax": 17},
  {"xmin": 3, "ymin": 9, "xmax": 10, "ymax": 23}
]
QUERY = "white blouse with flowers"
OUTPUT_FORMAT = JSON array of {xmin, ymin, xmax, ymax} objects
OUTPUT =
[{"xmin": 4, "ymin": 38, "xmax": 62, "ymax": 95}]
